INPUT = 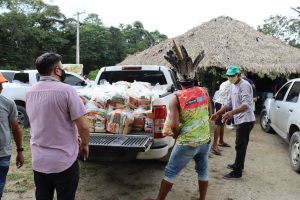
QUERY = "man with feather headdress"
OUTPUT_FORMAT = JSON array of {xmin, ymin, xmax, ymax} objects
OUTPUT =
[{"xmin": 147, "ymin": 41, "xmax": 211, "ymax": 200}]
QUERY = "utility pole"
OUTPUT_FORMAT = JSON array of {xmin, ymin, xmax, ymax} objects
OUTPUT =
[{"xmin": 74, "ymin": 11, "xmax": 85, "ymax": 64}]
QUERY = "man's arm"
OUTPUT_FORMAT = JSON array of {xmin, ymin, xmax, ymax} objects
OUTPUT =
[
  {"xmin": 222, "ymin": 104, "xmax": 247, "ymax": 122},
  {"xmin": 75, "ymin": 116, "xmax": 90, "ymax": 160},
  {"xmin": 210, "ymin": 104, "xmax": 228, "ymax": 122},
  {"xmin": 169, "ymin": 96, "xmax": 180, "ymax": 139},
  {"xmin": 222, "ymin": 82, "xmax": 252, "ymax": 122},
  {"xmin": 10, "ymin": 120, "xmax": 24, "ymax": 168}
]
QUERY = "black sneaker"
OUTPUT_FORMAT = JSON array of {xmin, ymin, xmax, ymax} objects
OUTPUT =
[
  {"xmin": 227, "ymin": 164, "xmax": 235, "ymax": 170},
  {"xmin": 223, "ymin": 171, "xmax": 242, "ymax": 180}
]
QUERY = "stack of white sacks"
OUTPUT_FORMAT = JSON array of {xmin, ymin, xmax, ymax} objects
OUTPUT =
[{"xmin": 79, "ymin": 80, "xmax": 168, "ymax": 134}]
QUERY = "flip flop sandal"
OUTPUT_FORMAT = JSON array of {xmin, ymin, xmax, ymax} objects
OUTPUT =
[
  {"xmin": 211, "ymin": 148, "xmax": 222, "ymax": 156},
  {"xmin": 218, "ymin": 142, "xmax": 231, "ymax": 147}
]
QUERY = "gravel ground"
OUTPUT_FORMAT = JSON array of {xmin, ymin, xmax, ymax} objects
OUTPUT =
[{"xmin": 4, "ymin": 120, "xmax": 300, "ymax": 200}]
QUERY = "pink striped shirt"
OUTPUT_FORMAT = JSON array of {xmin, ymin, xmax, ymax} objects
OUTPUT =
[{"xmin": 26, "ymin": 76, "xmax": 86, "ymax": 173}]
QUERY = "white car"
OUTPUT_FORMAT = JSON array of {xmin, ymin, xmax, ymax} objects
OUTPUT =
[
  {"xmin": 2, "ymin": 69, "xmax": 88, "ymax": 127},
  {"xmin": 260, "ymin": 78, "xmax": 300, "ymax": 172}
]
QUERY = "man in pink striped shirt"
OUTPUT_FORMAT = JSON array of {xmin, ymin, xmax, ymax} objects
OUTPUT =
[{"xmin": 26, "ymin": 53, "xmax": 89, "ymax": 200}]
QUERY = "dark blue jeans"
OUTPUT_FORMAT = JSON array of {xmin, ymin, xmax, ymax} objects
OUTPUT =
[
  {"xmin": 232, "ymin": 122, "xmax": 255, "ymax": 174},
  {"xmin": 0, "ymin": 155, "xmax": 11, "ymax": 197},
  {"xmin": 33, "ymin": 160, "xmax": 79, "ymax": 200}
]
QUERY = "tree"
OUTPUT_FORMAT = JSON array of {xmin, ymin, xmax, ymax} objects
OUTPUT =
[
  {"xmin": 0, "ymin": 1, "xmax": 168, "ymax": 71},
  {"xmin": 80, "ymin": 13, "xmax": 110, "ymax": 73},
  {"xmin": 257, "ymin": 15, "xmax": 299, "ymax": 43},
  {"xmin": 258, "ymin": 5, "xmax": 300, "ymax": 47},
  {"xmin": 0, "ymin": 0, "xmax": 70, "ymax": 68}
]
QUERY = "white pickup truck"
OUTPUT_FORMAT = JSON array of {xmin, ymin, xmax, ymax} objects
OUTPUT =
[
  {"xmin": 1, "ymin": 69, "xmax": 88, "ymax": 127},
  {"xmin": 88, "ymin": 65, "xmax": 178, "ymax": 161}
]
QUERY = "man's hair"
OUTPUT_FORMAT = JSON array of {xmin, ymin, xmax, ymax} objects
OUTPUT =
[
  {"xmin": 35, "ymin": 53, "xmax": 62, "ymax": 75},
  {"xmin": 179, "ymin": 80, "xmax": 195, "ymax": 88}
]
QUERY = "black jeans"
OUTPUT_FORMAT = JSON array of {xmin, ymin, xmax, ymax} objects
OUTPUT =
[
  {"xmin": 233, "ymin": 122, "xmax": 255, "ymax": 174},
  {"xmin": 33, "ymin": 160, "xmax": 79, "ymax": 200}
]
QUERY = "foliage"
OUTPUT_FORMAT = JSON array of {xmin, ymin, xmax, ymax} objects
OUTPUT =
[
  {"xmin": 196, "ymin": 67, "xmax": 227, "ymax": 96},
  {"xmin": 257, "ymin": 7, "xmax": 300, "ymax": 47},
  {"xmin": 257, "ymin": 15, "xmax": 300, "ymax": 45},
  {"xmin": 87, "ymin": 69, "xmax": 99, "ymax": 81},
  {"xmin": 0, "ymin": 1, "xmax": 168, "ymax": 73}
]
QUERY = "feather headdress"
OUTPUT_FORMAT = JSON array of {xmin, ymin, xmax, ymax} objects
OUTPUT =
[{"xmin": 164, "ymin": 40, "xmax": 205, "ymax": 82}]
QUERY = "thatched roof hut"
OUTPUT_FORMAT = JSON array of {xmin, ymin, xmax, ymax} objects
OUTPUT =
[{"xmin": 118, "ymin": 16, "xmax": 300, "ymax": 75}]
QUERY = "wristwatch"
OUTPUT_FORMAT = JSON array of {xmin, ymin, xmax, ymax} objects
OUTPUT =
[{"xmin": 16, "ymin": 147, "xmax": 24, "ymax": 152}]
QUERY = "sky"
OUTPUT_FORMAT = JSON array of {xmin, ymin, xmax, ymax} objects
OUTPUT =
[{"xmin": 45, "ymin": 0, "xmax": 300, "ymax": 38}]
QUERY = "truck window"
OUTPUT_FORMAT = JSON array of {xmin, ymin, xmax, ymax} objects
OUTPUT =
[
  {"xmin": 64, "ymin": 74, "xmax": 85, "ymax": 86},
  {"xmin": 13, "ymin": 73, "xmax": 29, "ymax": 84},
  {"xmin": 99, "ymin": 71, "xmax": 167, "ymax": 85},
  {"xmin": 1, "ymin": 72, "xmax": 15, "ymax": 82},
  {"xmin": 168, "ymin": 70, "xmax": 179, "ymax": 89}
]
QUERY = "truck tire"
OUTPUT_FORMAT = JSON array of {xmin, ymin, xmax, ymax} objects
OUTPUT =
[
  {"xmin": 16, "ymin": 105, "xmax": 29, "ymax": 128},
  {"xmin": 260, "ymin": 109, "xmax": 273, "ymax": 133},
  {"xmin": 289, "ymin": 131, "xmax": 300, "ymax": 173}
]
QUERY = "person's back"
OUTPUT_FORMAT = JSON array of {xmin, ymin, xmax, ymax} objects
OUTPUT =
[
  {"xmin": 0, "ymin": 95, "xmax": 15, "ymax": 153},
  {"xmin": 26, "ymin": 52, "xmax": 89, "ymax": 200},
  {"xmin": 26, "ymin": 80, "xmax": 83, "ymax": 173},
  {"xmin": 0, "ymin": 73, "xmax": 23, "ymax": 199},
  {"xmin": 214, "ymin": 80, "xmax": 231, "ymax": 105},
  {"xmin": 149, "ymin": 42, "xmax": 210, "ymax": 200},
  {"xmin": 176, "ymin": 86, "xmax": 210, "ymax": 146}
]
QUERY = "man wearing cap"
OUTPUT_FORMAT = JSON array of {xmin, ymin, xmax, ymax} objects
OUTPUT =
[
  {"xmin": 210, "ymin": 65, "xmax": 255, "ymax": 179},
  {"xmin": 0, "ymin": 73, "xmax": 24, "ymax": 199}
]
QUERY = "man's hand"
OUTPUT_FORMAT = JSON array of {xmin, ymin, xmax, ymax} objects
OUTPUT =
[
  {"xmin": 16, "ymin": 152, "xmax": 24, "ymax": 168},
  {"xmin": 210, "ymin": 113, "xmax": 219, "ymax": 122},
  {"xmin": 11, "ymin": 120, "xmax": 23, "ymax": 168},
  {"xmin": 222, "ymin": 111, "xmax": 234, "ymax": 123},
  {"xmin": 79, "ymin": 144, "xmax": 89, "ymax": 160},
  {"xmin": 75, "ymin": 116, "xmax": 90, "ymax": 160}
]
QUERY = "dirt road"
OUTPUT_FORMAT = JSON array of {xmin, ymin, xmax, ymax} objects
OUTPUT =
[{"xmin": 5, "ymin": 121, "xmax": 300, "ymax": 200}]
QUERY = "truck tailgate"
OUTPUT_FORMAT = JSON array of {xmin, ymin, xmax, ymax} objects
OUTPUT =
[{"xmin": 89, "ymin": 133, "xmax": 153, "ymax": 152}]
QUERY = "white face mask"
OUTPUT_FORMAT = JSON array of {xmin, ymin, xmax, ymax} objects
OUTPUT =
[{"xmin": 228, "ymin": 75, "xmax": 238, "ymax": 84}]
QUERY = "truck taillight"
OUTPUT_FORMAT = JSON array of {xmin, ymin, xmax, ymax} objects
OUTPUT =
[{"xmin": 153, "ymin": 105, "xmax": 167, "ymax": 138}]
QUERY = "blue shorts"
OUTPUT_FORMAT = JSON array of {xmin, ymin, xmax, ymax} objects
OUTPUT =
[
  {"xmin": 0, "ymin": 156, "xmax": 11, "ymax": 197},
  {"xmin": 164, "ymin": 144, "xmax": 210, "ymax": 183}
]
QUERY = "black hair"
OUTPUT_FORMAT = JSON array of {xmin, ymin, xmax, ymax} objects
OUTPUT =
[
  {"xmin": 179, "ymin": 79, "xmax": 195, "ymax": 88},
  {"xmin": 35, "ymin": 53, "xmax": 62, "ymax": 75}
]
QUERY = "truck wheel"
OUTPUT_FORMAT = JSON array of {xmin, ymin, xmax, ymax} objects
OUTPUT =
[
  {"xmin": 260, "ymin": 109, "xmax": 273, "ymax": 133},
  {"xmin": 16, "ymin": 105, "xmax": 29, "ymax": 128},
  {"xmin": 289, "ymin": 131, "xmax": 300, "ymax": 173}
]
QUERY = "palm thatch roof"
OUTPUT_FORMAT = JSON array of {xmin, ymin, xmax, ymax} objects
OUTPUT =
[{"xmin": 118, "ymin": 16, "xmax": 300, "ymax": 75}]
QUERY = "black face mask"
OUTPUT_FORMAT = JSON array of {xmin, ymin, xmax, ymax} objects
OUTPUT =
[{"xmin": 59, "ymin": 69, "xmax": 66, "ymax": 82}]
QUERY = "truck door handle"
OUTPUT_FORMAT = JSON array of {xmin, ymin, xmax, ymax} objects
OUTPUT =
[
  {"xmin": 277, "ymin": 106, "xmax": 280, "ymax": 109},
  {"xmin": 289, "ymin": 109, "xmax": 293, "ymax": 112}
]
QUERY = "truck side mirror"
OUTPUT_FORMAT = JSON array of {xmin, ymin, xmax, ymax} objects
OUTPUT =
[
  {"xmin": 81, "ymin": 81, "xmax": 87, "ymax": 86},
  {"xmin": 167, "ymin": 84, "xmax": 175, "ymax": 93}
]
